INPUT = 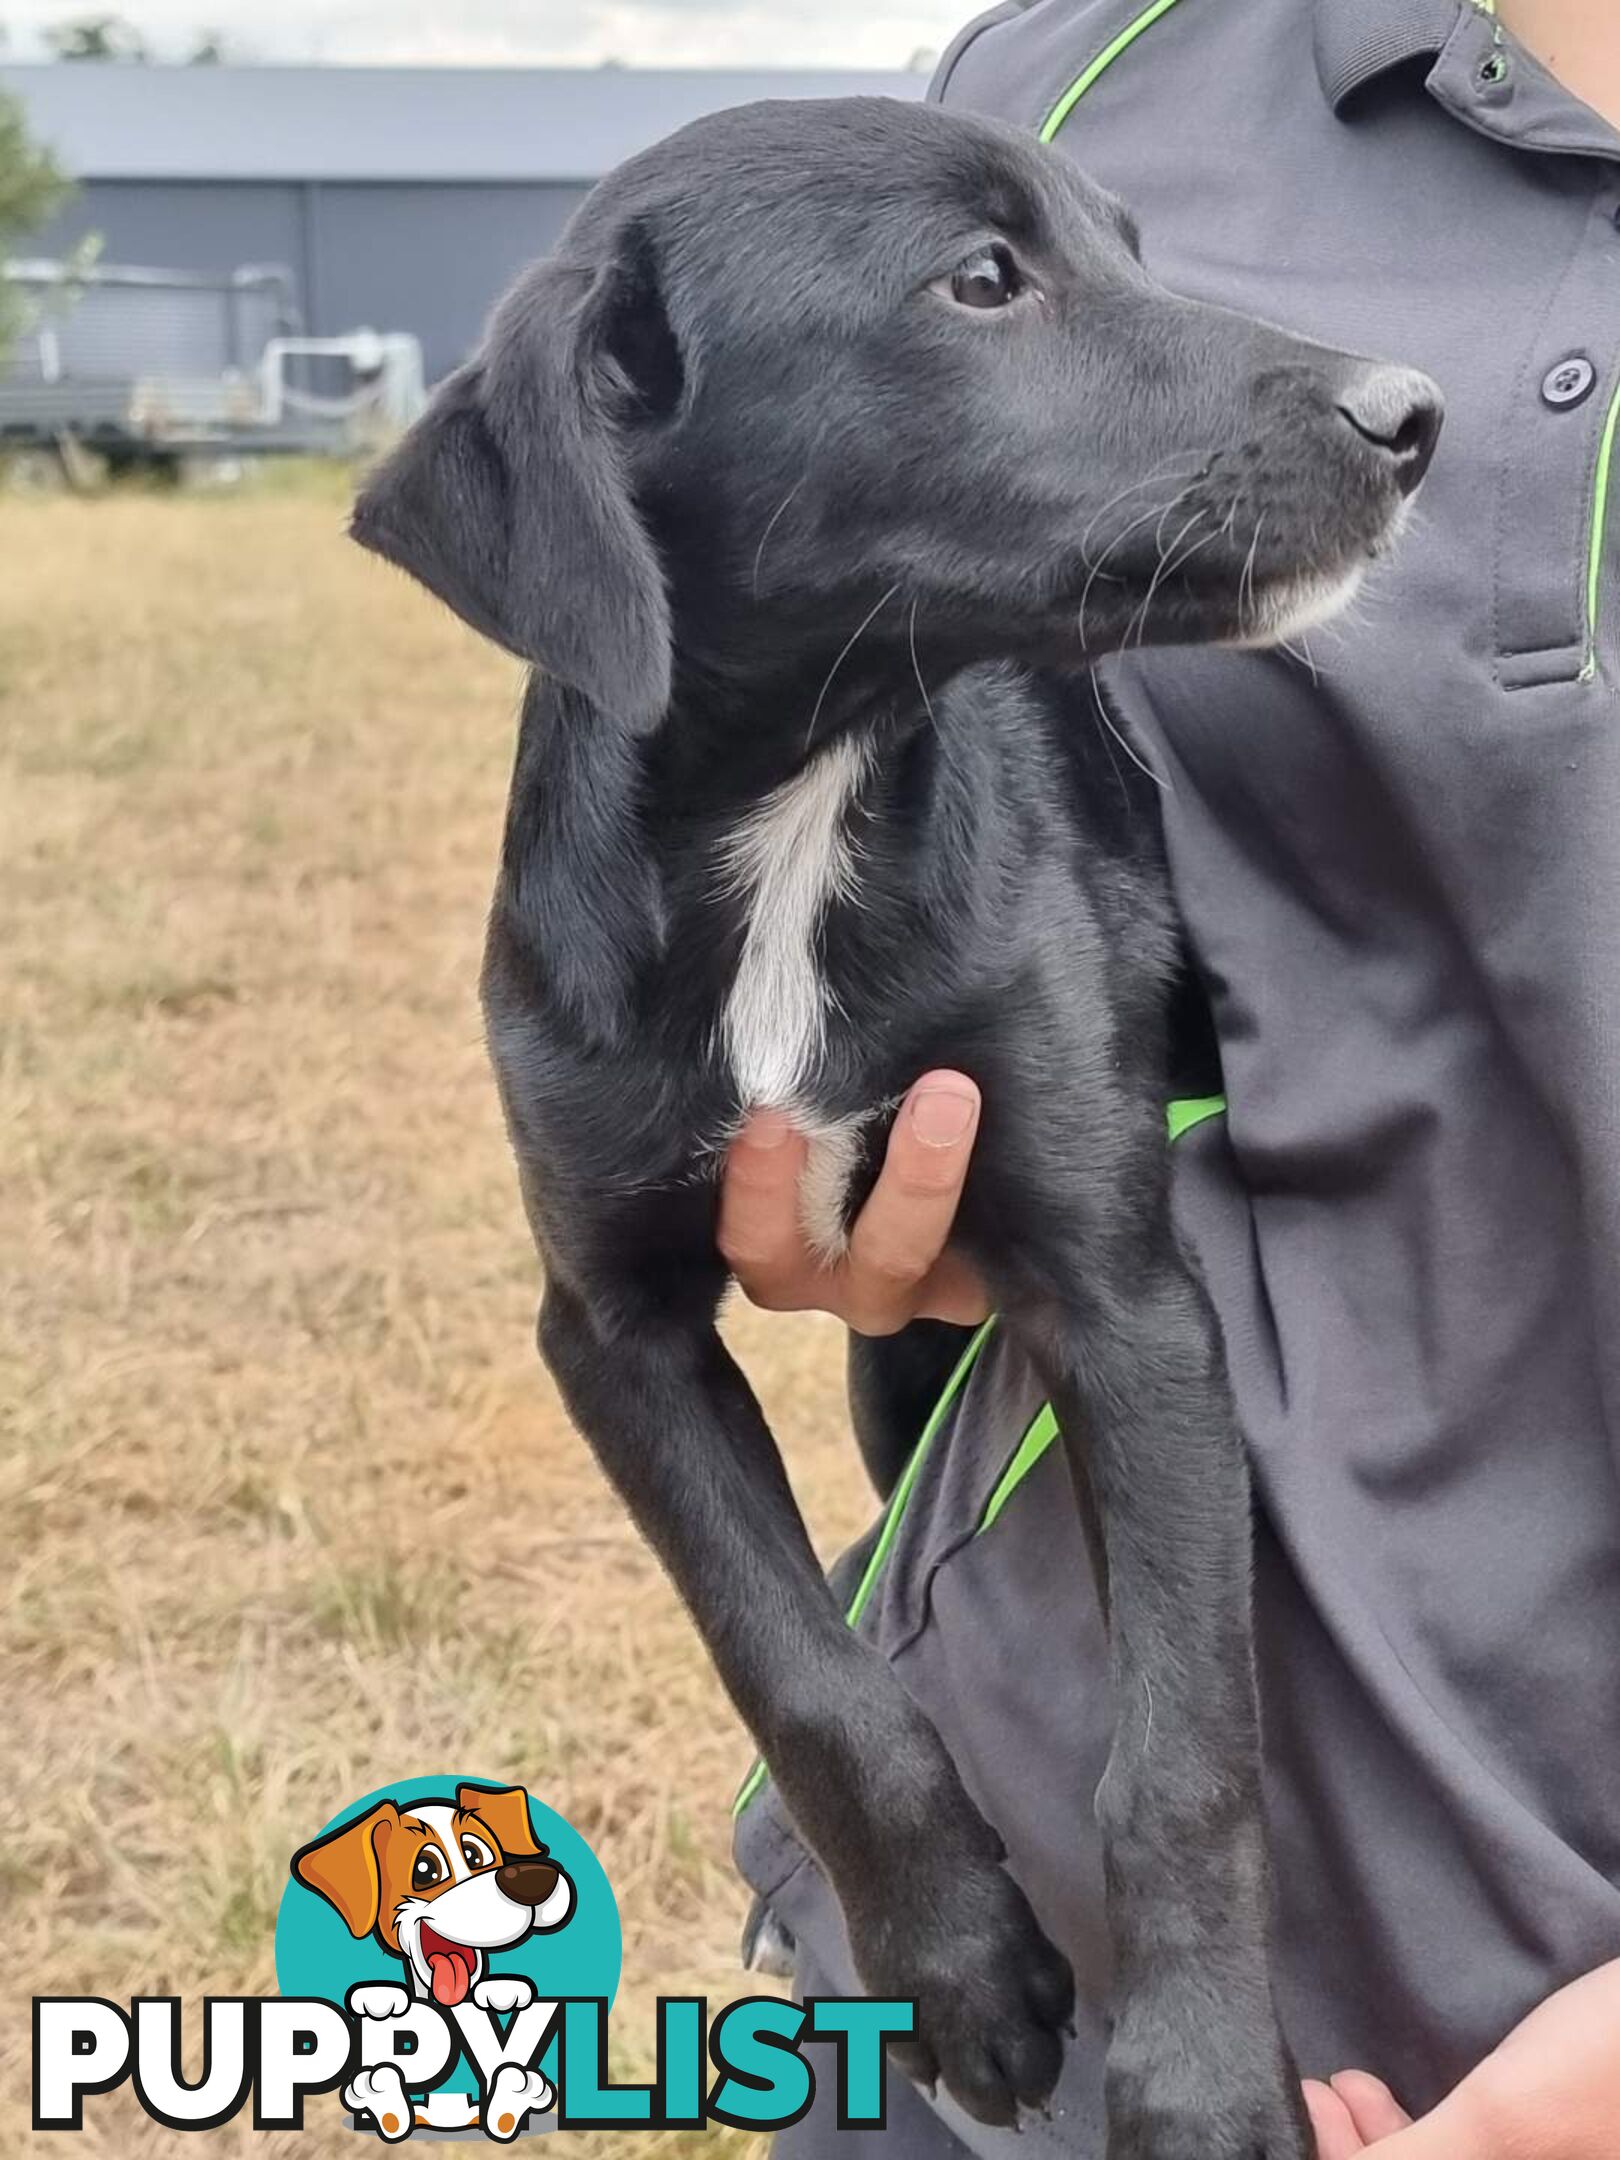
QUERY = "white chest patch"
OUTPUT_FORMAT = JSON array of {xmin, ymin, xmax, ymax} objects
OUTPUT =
[
  {"xmin": 796, "ymin": 1114, "xmax": 872, "ymax": 1263},
  {"xmin": 715, "ymin": 735, "xmax": 871, "ymax": 1107},
  {"xmin": 714, "ymin": 736, "xmax": 875, "ymax": 1260}
]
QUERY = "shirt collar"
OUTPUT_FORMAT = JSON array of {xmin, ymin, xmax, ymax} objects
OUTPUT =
[{"xmin": 1313, "ymin": 0, "xmax": 1467, "ymax": 111}]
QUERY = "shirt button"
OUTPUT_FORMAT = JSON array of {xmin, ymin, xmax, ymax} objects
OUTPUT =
[{"xmin": 1542, "ymin": 356, "xmax": 1596, "ymax": 409}]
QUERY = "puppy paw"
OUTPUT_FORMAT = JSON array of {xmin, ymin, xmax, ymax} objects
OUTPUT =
[
  {"xmin": 1105, "ymin": 1982, "xmax": 1310, "ymax": 2160},
  {"xmin": 344, "ymin": 2065, "xmax": 414, "ymax": 2141},
  {"xmin": 472, "ymin": 1974, "xmax": 536, "ymax": 2014},
  {"xmin": 484, "ymin": 2063, "xmax": 554, "ymax": 2140},
  {"xmin": 854, "ymin": 1857, "xmax": 1074, "ymax": 2129},
  {"xmin": 347, "ymin": 1982, "xmax": 411, "ymax": 2021}
]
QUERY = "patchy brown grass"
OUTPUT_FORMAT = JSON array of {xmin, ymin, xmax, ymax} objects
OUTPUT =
[{"xmin": 0, "ymin": 481, "xmax": 873, "ymax": 2156}]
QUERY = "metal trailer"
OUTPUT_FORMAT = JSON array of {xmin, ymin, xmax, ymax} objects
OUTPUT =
[{"xmin": 0, "ymin": 257, "xmax": 426, "ymax": 471}]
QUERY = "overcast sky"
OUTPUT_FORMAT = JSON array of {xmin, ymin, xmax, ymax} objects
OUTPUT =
[{"xmin": 1, "ymin": 0, "xmax": 973, "ymax": 69}]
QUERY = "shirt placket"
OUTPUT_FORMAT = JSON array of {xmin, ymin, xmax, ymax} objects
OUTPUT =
[{"xmin": 1427, "ymin": 5, "xmax": 1620, "ymax": 689}]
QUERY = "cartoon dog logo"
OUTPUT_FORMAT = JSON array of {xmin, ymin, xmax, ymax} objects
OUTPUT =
[{"xmin": 291, "ymin": 1781, "xmax": 575, "ymax": 2138}]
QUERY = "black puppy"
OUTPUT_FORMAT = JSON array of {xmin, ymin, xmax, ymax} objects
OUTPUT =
[{"xmin": 353, "ymin": 98, "xmax": 1439, "ymax": 2159}]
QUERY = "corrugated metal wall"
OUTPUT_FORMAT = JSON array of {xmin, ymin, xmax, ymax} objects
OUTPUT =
[{"xmin": 30, "ymin": 178, "xmax": 590, "ymax": 379}]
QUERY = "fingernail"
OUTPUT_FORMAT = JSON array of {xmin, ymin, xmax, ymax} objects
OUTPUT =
[
  {"xmin": 744, "ymin": 1110, "xmax": 794, "ymax": 1150},
  {"xmin": 909, "ymin": 1087, "xmax": 978, "ymax": 1148}
]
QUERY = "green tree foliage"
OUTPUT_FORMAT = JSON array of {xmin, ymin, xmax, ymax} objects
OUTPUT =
[
  {"xmin": 44, "ymin": 14, "xmax": 150, "ymax": 62},
  {"xmin": 0, "ymin": 88, "xmax": 72, "ymax": 356}
]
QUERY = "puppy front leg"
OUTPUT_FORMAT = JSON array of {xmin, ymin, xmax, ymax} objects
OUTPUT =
[
  {"xmin": 538, "ymin": 1279, "xmax": 1073, "ymax": 2127},
  {"xmin": 847, "ymin": 1323, "xmax": 976, "ymax": 1501},
  {"xmin": 1027, "ymin": 1249, "xmax": 1309, "ymax": 2160}
]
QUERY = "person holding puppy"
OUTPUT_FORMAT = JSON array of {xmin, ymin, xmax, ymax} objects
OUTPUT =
[{"xmin": 724, "ymin": 1, "xmax": 1620, "ymax": 2153}]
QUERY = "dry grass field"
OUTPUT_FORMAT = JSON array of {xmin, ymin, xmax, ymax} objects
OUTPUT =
[{"xmin": 0, "ymin": 472, "xmax": 874, "ymax": 2157}]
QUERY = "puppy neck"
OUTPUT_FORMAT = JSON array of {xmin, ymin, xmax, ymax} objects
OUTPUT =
[
  {"xmin": 488, "ymin": 651, "xmax": 949, "ymax": 1055},
  {"xmin": 654, "ymin": 634, "xmax": 939, "ymax": 819},
  {"xmin": 491, "ymin": 674, "xmax": 667, "ymax": 1043}
]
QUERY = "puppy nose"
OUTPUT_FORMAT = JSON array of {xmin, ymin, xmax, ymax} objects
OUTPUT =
[
  {"xmin": 1335, "ymin": 366, "xmax": 1444, "ymax": 495},
  {"xmin": 496, "ymin": 1859, "xmax": 560, "ymax": 1906}
]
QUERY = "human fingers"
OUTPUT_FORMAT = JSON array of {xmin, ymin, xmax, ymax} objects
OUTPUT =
[
  {"xmin": 841, "ymin": 1075, "xmax": 986, "ymax": 1336},
  {"xmin": 1304, "ymin": 2079, "xmax": 1368, "ymax": 2159},
  {"xmin": 1331, "ymin": 2072, "xmax": 1413, "ymax": 2144},
  {"xmin": 717, "ymin": 1111, "xmax": 817, "ymax": 1309}
]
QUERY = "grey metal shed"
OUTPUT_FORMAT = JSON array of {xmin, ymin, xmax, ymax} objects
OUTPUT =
[{"xmin": 1, "ymin": 63, "xmax": 925, "ymax": 381}]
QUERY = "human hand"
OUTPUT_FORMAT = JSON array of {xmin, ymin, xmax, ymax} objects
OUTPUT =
[
  {"xmin": 1305, "ymin": 1958, "xmax": 1620, "ymax": 2160},
  {"xmin": 718, "ymin": 1073, "xmax": 992, "ymax": 1335},
  {"xmin": 1304, "ymin": 2071, "xmax": 1412, "ymax": 2157}
]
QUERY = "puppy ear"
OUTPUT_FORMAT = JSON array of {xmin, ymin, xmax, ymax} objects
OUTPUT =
[
  {"xmin": 351, "ymin": 230, "xmax": 675, "ymax": 729},
  {"xmin": 456, "ymin": 1782, "xmax": 543, "ymax": 1861},
  {"xmin": 290, "ymin": 1801, "xmax": 398, "ymax": 1939}
]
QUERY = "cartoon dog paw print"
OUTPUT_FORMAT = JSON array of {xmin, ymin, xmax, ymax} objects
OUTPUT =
[
  {"xmin": 345, "ymin": 2064, "xmax": 415, "ymax": 2142},
  {"xmin": 472, "ymin": 1975, "xmax": 536, "ymax": 2014},
  {"xmin": 349, "ymin": 1983, "xmax": 412, "ymax": 2021},
  {"xmin": 484, "ymin": 2064, "xmax": 553, "ymax": 2140}
]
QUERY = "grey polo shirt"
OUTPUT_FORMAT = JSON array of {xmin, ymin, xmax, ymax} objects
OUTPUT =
[{"xmin": 735, "ymin": 2, "xmax": 1620, "ymax": 2151}]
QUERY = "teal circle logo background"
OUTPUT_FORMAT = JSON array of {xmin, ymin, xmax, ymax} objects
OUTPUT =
[{"xmin": 274, "ymin": 1775, "xmax": 621, "ymax": 2095}]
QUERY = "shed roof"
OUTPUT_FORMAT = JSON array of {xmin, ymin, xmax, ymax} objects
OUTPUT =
[{"xmin": 0, "ymin": 62, "xmax": 928, "ymax": 185}]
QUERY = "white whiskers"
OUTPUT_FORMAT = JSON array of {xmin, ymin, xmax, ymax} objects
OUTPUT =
[
  {"xmin": 803, "ymin": 583, "xmax": 901, "ymax": 753},
  {"xmin": 752, "ymin": 478, "xmax": 806, "ymax": 600}
]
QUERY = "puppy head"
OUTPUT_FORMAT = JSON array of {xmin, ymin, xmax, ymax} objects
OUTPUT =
[
  {"xmin": 355, "ymin": 97, "xmax": 1438, "ymax": 720},
  {"xmin": 291, "ymin": 1784, "xmax": 575, "ymax": 2006}
]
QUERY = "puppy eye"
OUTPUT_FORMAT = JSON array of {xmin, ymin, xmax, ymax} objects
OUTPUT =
[
  {"xmin": 461, "ymin": 1836, "xmax": 494, "ymax": 1870},
  {"xmin": 412, "ymin": 1849, "xmax": 446, "ymax": 1890},
  {"xmin": 932, "ymin": 244, "xmax": 1027, "ymax": 311}
]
